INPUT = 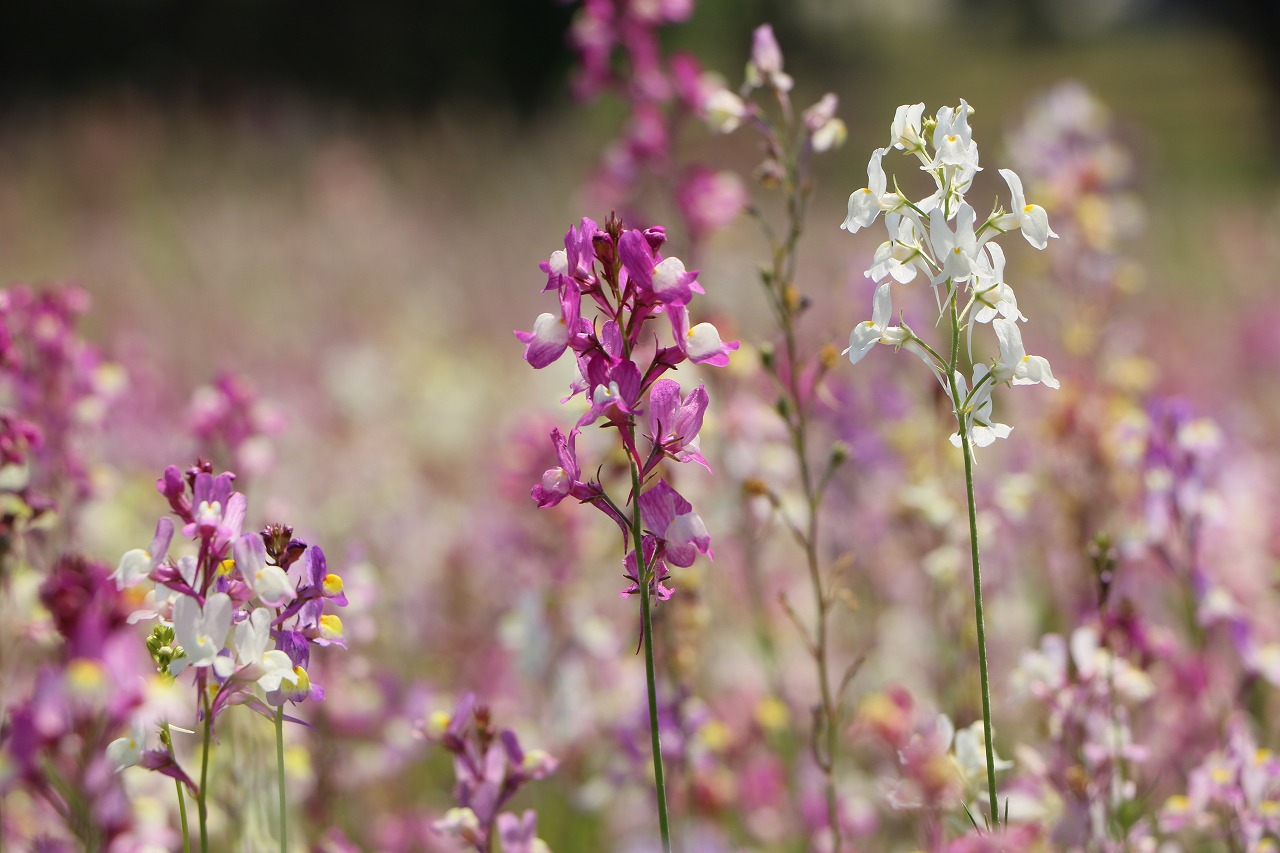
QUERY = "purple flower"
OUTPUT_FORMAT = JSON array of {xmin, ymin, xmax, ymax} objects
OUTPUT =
[
  {"xmin": 515, "ymin": 281, "xmax": 583, "ymax": 369},
  {"xmin": 531, "ymin": 429, "xmax": 593, "ymax": 508},
  {"xmin": 575, "ymin": 355, "xmax": 643, "ymax": 431},
  {"xmin": 496, "ymin": 810, "xmax": 545, "ymax": 853},
  {"xmin": 638, "ymin": 479, "xmax": 712, "ymax": 567},
  {"xmin": 620, "ymin": 229, "xmax": 702, "ymax": 308},
  {"xmin": 647, "ymin": 379, "xmax": 710, "ymax": 472},
  {"xmin": 667, "ymin": 304, "xmax": 738, "ymax": 367}
]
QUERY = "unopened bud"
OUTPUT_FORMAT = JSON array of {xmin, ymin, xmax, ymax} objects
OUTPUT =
[
  {"xmin": 759, "ymin": 342, "xmax": 775, "ymax": 371},
  {"xmin": 782, "ymin": 285, "xmax": 800, "ymax": 313},
  {"xmin": 829, "ymin": 441, "xmax": 850, "ymax": 469}
]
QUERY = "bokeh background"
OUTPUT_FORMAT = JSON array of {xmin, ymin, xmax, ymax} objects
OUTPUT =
[{"xmin": 3, "ymin": 0, "xmax": 1280, "ymax": 850}]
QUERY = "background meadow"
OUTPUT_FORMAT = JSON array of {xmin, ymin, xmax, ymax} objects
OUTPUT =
[{"xmin": 2, "ymin": 1, "xmax": 1280, "ymax": 851}]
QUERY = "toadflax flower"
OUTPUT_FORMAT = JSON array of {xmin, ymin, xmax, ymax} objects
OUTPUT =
[
  {"xmin": 638, "ymin": 479, "xmax": 712, "ymax": 568},
  {"xmin": 171, "ymin": 592, "xmax": 232, "ymax": 674},
  {"xmin": 840, "ymin": 100, "xmax": 1060, "ymax": 453}
]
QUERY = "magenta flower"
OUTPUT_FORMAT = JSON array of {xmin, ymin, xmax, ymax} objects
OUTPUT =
[
  {"xmin": 575, "ymin": 355, "xmax": 643, "ymax": 431},
  {"xmin": 639, "ymin": 479, "xmax": 712, "ymax": 568},
  {"xmin": 496, "ymin": 811, "xmax": 546, "ymax": 853},
  {"xmin": 619, "ymin": 228, "xmax": 702, "ymax": 307},
  {"xmin": 676, "ymin": 166, "xmax": 747, "ymax": 246},
  {"xmin": 667, "ymin": 303, "xmax": 738, "ymax": 367},
  {"xmin": 531, "ymin": 429, "xmax": 593, "ymax": 508},
  {"xmin": 646, "ymin": 378, "xmax": 710, "ymax": 472},
  {"xmin": 515, "ymin": 281, "xmax": 583, "ymax": 369}
]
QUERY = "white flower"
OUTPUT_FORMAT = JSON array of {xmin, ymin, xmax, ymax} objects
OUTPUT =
[
  {"xmin": 929, "ymin": 100, "xmax": 981, "ymax": 172},
  {"xmin": 995, "ymin": 168, "xmax": 1058, "ymax": 249},
  {"xmin": 948, "ymin": 366, "xmax": 1012, "ymax": 449},
  {"xmin": 704, "ymin": 88, "xmax": 748, "ymax": 134},
  {"xmin": 841, "ymin": 147, "xmax": 893, "ymax": 233},
  {"xmin": 107, "ymin": 718, "xmax": 148, "ymax": 770},
  {"xmin": 844, "ymin": 282, "xmax": 907, "ymax": 365},
  {"xmin": 889, "ymin": 102, "xmax": 927, "ymax": 152},
  {"xmin": 213, "ymin": 607, "xmax": 298, "ymax": 693},
  {"xmin": 992, "ymin": 319, "xmax": 1059, "ymax": 389},
  {"xmin": 867, "ymin": 214, "xmax": 929, "ymax": 284},
  {"xmin": 233, "ymin": 532, "xmax": 296, "ymax": 608},
  {"xmin": 171, "ymin": 592, "xmax": 232, "ymax": 675},
  {"xmin": 929, "ymin": 203, "xmax": 981, "ymax": 286},
  {"xmin": 952, "ymin": 720, "xmax": 1013, "ymax": 791},
  {"xmin": 971, "ymin": 243, "xmax": 1025, "ymax": 324}
]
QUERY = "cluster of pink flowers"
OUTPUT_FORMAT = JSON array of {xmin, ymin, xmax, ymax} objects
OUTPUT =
[
  {"xmin": 517, "ymin": 213, "xmax": 734, "ymax": 598},
  {"xmin": 0, "ymin": 284, "xmax": 120, "ymax": 545},
  {"xmin": 426, "ymin": 693, "xmax": 558, "ymax": 853},
  {"xmin": 563, "ymin": 0, "xmax": 747, "ymax": 252},
  {"xmin": 108, "ymin": 460, "xmax": 347, "ymax": 790}
]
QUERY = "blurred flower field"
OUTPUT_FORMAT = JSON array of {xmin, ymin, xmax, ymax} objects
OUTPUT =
[{"xmin": 2, "ymin": 3, "xmax": 1280, "ymax": 852}]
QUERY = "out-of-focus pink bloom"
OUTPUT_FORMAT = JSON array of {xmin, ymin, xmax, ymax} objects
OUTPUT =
[
  {"xmin": 745, "ymin": 24, "xmax": 792, "ymax": 93},
  {"xmin": 676, "ymin": 167, "xmax": 747, "ymax": 245}
]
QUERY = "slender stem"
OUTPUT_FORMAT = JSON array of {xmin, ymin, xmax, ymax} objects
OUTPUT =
[
  {"xmin": 628, "ymin": 453, "xmax": 672, "ymax": 853},
  {"xmin": 163, "ymin": 721, "xmax": 191, "ymax": 853},
  {"xmin": 198, "ymin": 683, "xmax": 212, "ymax": 852},
  {"xmin": 948, "ymin": 295, "xmax": 1000, "ymax": 826},
  {"xmin": 960, "ymin": 423, "xmax": 1000, "ymax": 825},
  {"xmin": 275, "ymin": 705, "xmax": 288, "ymax": 853},
  {"xmin": 778, "ymin": 160, "xmax": 843, "ymax": 853}
]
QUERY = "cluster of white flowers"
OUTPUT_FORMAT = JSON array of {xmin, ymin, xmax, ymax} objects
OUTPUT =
[{"xmin": 841, "ymin": 100, "xmax": 1060, "ymax": 450}]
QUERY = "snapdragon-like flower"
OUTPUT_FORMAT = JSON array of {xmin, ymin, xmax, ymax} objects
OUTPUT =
[
  {"xmin": 947, "ymin": 367, "xmax": 1011, "ymax": 449},
  {"xmin": 212, "ymin": 607, "xmax": 298, "ymax": 693},
  {"xmin": 171, "ymin": 592, "xmax": 232, "ymax": 674},
  {"xmin": 841, "ymin": 101, "xmax": 1060, "ymax": 452},
  {"xmin": 232, "ymin": 531, "xmax": 296, "ymax": 608},
  {"xmin": 745, "ymin": 24, "xmax": 792, "ymax": 93},
  {"xmin": 844, "ymin": 282, "xmax": 907, "ymax": 365},
  {"xmin": 112, "ymin": 517, "xmax": 174, "ymax": 588},
  {"xmin": 841, "ymin": 148, "xmax": 892, "ymax": 234},
  {"xmin": 647, "ymin": 379, "xmax": 709, "ymax": 472},
  {"xmin": 995, "ymin": 168, "xmax": 1059, "ymax": 249},
  {"xmin": 992, "ymin": 318, "xmax": 1059, "ymax": 389},
  {"xmin": 638, "ymin": 479, "xmax": 712, "ymax": 568}
]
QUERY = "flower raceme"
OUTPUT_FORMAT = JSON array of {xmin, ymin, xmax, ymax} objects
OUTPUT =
[
  {"xmin": 841, "ymin": 101, "xmax": 1061, "ymax": 451},
  {"xmin": 110, "ymin": 461, "xmax": 347, "ymax": 786},
  {"xmin": 516, "ymin": 215, "xmax": 733, "ymax": 598}
]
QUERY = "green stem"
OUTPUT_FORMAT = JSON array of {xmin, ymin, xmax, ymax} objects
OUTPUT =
[
  {"xmin": 960, "ymin": 421, "xmax": 1000, "ymax": 826},
  {"xmin": 948, "ymin": 295, "xmax": 1000, "ymax": 827},
  {"xmin": 198, "ymin": 684, "xmax": 212, "ymax": 852},
  {"xmin": 276, "ymin": 705, "xmax": 287, "ymax": 853},
  {"xmin": 629, "ymin": 455, "xmax": 672, "ymax": 853},
  {"xmin": 163, "ymin": 722, "xmax": 191, "ymax": 853}
]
